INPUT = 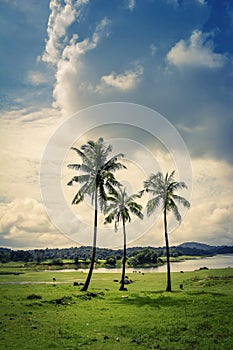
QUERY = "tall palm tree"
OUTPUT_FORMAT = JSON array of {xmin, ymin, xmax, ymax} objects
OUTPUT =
[
  {"xmin": 142, "ymin": 171, "xmax": 190, "ymax": 292},
  {"xmin": 67, "ymin": 138, "xmax": 126, "ymax": 291},
  {"xmin": 104, "ymin": 186, "xmax": 143, "ymax": 290}
]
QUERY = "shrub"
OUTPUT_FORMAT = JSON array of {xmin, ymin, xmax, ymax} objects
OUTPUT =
[{"xmin": 27, "ymin": 294, "xmax": 42, "ymax": 300}]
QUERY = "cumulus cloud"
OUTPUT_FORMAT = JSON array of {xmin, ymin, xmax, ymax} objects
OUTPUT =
[
  {"xmin": 0, "ymin": 198, "xmax": 75, "ymax": 248},
  {"xmin": 0, "ymin": 199, "xmax": 48, "ymax": 242},
  {"xmin": 42, "ymin": 0, "xmax": 89, "ymax": 65},
  {"xmin": 0, "ymin": 107, "xmax": 63, "ymax": 203},
  {"xmin": 96, "ymin": 64, "xmax": 144, "ymax": 93},
  {"xmin": 41, "ymin": 0, "xmax": 112, "ymax": 114},
  {"xmin": 52, "ymin": 17, "xmax": 110, "ymax": 114},
  {"xmin": 167, "ymin": 30, "xmax": 226, "ymax": 69}
]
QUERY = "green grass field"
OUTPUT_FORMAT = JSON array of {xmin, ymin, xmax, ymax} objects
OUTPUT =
[{"xmin": 0, "ymin": 268, "xmax": 232, "ymax": 349}]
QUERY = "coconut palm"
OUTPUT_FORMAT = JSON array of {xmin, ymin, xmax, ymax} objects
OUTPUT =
[
  {"xmin": 142, "ymin": 171, "xmax": 190, "ymax": 292},
  {"xmin": 104, "ymin": 186, "xmax": 143, "ymax": 290},
  {"xmin": 67, "ymin": 138, "xmax": 126, "ymax": 291}
]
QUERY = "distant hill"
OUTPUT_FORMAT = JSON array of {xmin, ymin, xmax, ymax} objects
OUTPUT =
[
  {"xmin": 177, "ymin": 242, "xmax": 233, "ymax": 255},
  {"xmin": 178, "ymin": 242, "xmax": 215, "ymax": 251}
]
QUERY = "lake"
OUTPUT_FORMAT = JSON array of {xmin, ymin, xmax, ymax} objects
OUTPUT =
[{"xmin": 55, "ymin": 254, "xmax": 233, "ymax": 273}]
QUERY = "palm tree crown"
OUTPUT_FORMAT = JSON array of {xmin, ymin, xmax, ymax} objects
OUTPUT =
[
  {"xmin": 67, "ymin": 137, "xmax": 126, "ymax": 211},
  {"xmin": 104, "ymin": 186, "xmax": 143, "ymax": 229},
  {"xmin": 144, "ymin": 170, "xmax": 190, "ymax": 220}
]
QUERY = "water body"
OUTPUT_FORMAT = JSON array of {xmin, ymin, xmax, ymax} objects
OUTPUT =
[{"xmin": 55, "ymin": 254, "xmax": 233, "ymax": 274}]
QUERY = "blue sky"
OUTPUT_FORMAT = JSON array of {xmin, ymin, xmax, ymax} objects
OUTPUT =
[{"xmin": 0, "ymin": 0, "xmax": 232, "ymax": 249}]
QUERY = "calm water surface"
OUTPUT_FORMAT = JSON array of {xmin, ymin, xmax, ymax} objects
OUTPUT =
[{"xmin": 56, "ymin": 254, "xmax": 233, "ymax": 273}]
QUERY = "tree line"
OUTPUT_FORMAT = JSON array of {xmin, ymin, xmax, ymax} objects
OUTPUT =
[{"xmin": 1, "ymin": 244, "xmax": 232, "ymax": 265}]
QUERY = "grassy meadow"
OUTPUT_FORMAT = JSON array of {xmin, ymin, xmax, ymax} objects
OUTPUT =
[{"xmin": 0, "ymin": 267, "xmax": 233, "ymax": 350}]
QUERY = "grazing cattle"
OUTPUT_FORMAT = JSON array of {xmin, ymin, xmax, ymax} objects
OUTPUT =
[{"xmin": 53, "ymin": 277, "xmax": 56, "ymax": 281}]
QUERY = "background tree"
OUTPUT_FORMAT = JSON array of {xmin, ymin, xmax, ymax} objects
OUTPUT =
[
  {"xmin": 105, "ymin": 256, "xmax": 117, "ymax": 267},
  {"xmin": 67, "ymin": 137, "xmax": 125, "ymax": 291},
  {"xmin": 74, "ymin": 256, "xmax": 79, "ymax": 265},
  {"xmin": 142, "ymin": 171, "xmax": 190, "ymax": 292},
  {"xmin": 104, "ymin": 186, "xmax": 143, "ymax": 290}
]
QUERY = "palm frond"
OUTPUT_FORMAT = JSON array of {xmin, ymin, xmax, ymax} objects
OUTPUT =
[
  {"xmin": 67, "ymin": 164, "xmax": 81, "ymax": 171},
  {"xmin": 147, "ymin": 196, "xmax": 162, "ymax": 216},
  {"xmin": 70, "ymin": 147, "xmax": 92, "ymax": 167},
  {"xmin": 170, "ymin": 181, "xmax": 188, "ymax": 191},
  {"xmin": 169, "ymin": 199, "xmax": 182, "ymax": 222},
  {"xmin": 104, "ymin": 153, "xmax": 125, "ymax": 171},
  {"xmin": 129, "ymin": 203, "xmax": 144, "ymax": 219},
  {"xmin": 72, "ymin": 191, "xmax": 84, "ymax": 205},
  {"xmin": 143, "ymin": 172, "xmax": 164, "ymax": 193},
  {"xmin": 172, "ymin": 194, "xmax": 190, "ymax": 208},
  {"xmin": 67, "ymin": 175, "xmax": 90, "ymax": 186},
  {"xmin": 167, "ymin": 170, "xmax": 175, "ymax": 184},
  {"xmin": 104, "ymin": 212, "xmax": 115, "ymax": 225}
]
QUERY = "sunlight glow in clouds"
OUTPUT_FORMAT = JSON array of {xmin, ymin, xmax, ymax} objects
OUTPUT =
[
  {"xmin": 167, "ymin": 30, "xmax": 226, "ymax": 69},
  {"xmin": 96, "ymin": 64, "xmax": 144, "ymax": 93}
]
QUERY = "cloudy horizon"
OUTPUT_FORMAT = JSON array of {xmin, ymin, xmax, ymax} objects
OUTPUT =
[{"xmin": 0, "ymin": 0, "xmax": 232, "ymax": 250}]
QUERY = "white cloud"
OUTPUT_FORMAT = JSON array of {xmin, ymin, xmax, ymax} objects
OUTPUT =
[
  {"xmin": 167, "ymin": 30, "xmax": 226, "ymax": 69},
  {"xmin": 96, "ymin": 64, "xmax": 144, "ymax": 93},
  {"xmin": 0, "ymin": 198, "xmax": 73, "ymax": 249},
  {"xmin": 52, "ymin": 17, "xmax": 110, "ymax": 114},
  {"xmin": 127, "ymin": 0, "xmax": 136, "ymax": 11},
  {"xmin": 0, "ymin": 107, "xmax": 63, "ymax": 201},
  {"xmin": 166, "ymin": 0, "xmax": 206, "ymax": 5},
  {"xmin": 27, "ymin": 71, "xmax": 49, "ymax": 85},
  {"xmin": 42, "ymin": 0, "xmax": 89, "ymax": 65},
  {"xmin": 150, "ymin": 44, "xmax": 157, "ymax": 56}
]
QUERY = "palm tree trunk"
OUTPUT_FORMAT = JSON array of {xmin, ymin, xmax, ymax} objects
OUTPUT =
[
  {"xmin": 119, "ymin": 218, "xmax": 127, "ymax": 291},
  {"xmin": 81, "ymin": 189, "xmax": 98, "ymax": 292},
  {"xmin": 164, "ymin": 208, "xmax": 172, "ymax": 292}
]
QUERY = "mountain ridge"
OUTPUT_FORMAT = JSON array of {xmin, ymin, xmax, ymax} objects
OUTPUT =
[{"xmin": 178, "ymin": 242, "xmax": 215, "ymax": 251}]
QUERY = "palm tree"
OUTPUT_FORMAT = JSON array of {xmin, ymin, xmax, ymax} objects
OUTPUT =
[
  {"xmin": 142, "ymin": 171, "xmax": 190, "ymax": 292},
  {"xmin": 67, "ymin": 137, "xmax": 126, "ymax": 291},
  {"xmin": 104, "ymin": 186, "xmax": 143, "ymax": 290}
]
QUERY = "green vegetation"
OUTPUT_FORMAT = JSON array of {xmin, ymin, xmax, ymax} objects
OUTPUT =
[
  {"xmin": 0, "ymin": 268, "xmax": 232, "ymax": 349},
  {"xmin": 1, "ymin": 245, "xmax": 233, "ymax": 266}
]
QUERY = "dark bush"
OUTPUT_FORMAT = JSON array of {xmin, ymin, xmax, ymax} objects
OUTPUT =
[{"xmin": 27, "ymin": 294, "xmax": 42, "ymax": 300}]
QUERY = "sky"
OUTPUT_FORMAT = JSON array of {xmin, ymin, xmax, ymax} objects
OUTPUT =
[{"xmin": 0, "ymin": 0, "xmax": 233, "ymax": 250}]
